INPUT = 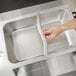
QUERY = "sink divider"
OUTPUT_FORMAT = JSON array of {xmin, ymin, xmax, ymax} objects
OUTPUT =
[
  {"xmin": 36, "ymin": 13, "xmax": 48, "ymax": 58},
  {"xmin": 37, "ymin": 13, "xmax": 56, "ymax": 76}
]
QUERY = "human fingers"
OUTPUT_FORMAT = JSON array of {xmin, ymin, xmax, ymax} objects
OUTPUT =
[{"xmin": 43, "ymin": 29, "xmax": 51, "ymax": 36}]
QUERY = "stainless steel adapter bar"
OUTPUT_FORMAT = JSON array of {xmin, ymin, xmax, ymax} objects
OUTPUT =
[{"xmin": 36, "ymin": 13, "xmax": 48, "ymax": 58}]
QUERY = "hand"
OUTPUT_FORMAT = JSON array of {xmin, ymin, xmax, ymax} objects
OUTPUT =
[
  {"xmin": 43, "ymin": 26, "xmax": 63, "ymax": 40},
  {"xmin": 43, "ymin": 19, "xmax": 76, "ymax": 40}
]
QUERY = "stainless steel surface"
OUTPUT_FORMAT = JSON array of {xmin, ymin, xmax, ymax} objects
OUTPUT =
[
  {"xmin": 3, "ymin": 6, "xmax": 76, "ymax": 64},
  {"xmin": 37, "ymin": 14, "xmax": 48, "ymax": 58},
  {"xmin": 47, "ymin": 53, "xmax": 76, "ymax": 75},
  {"xmin": 0, "ymin": 0, "xmax": 56, "ymax": 13},
  {"xmin": 40, "ymin": 8, "xmax": 76, "ymax": 56},
  {"xmin": 0, "ymin": 70, "xmax": 15, "ymax": 76},
  {"xmin": 59, "ymin": 71, "xmax": 76, "ymax": 76},
  {"xmin": 16, "ymin": 53, "xmax": 76, "ymax": 76},
  {"xmin": 0, "ymin": 4, "xmax": 76, "ymax": 72},
  {"xmin": 41, "ymin": 14, "xmax": 69, "ymax": 54},
  {"xmin": 4, "ymin": 15, "xmax": 44, "ymax": 62},
  {"xmin": 0, "ymin": 0, "xmax": 76, "ymax": 75},
  {"xmin": 0, "ymin": 0, "xmax": 63, "ymax": 21},
  {"xmin": 17, "ymin": 60, "xmax": 50, "ymax": 76}
]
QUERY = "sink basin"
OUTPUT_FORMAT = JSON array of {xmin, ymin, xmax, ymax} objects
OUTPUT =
[{"xmin": 2, "ymin": 5, "xmax": 76, "ymax": 65}]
